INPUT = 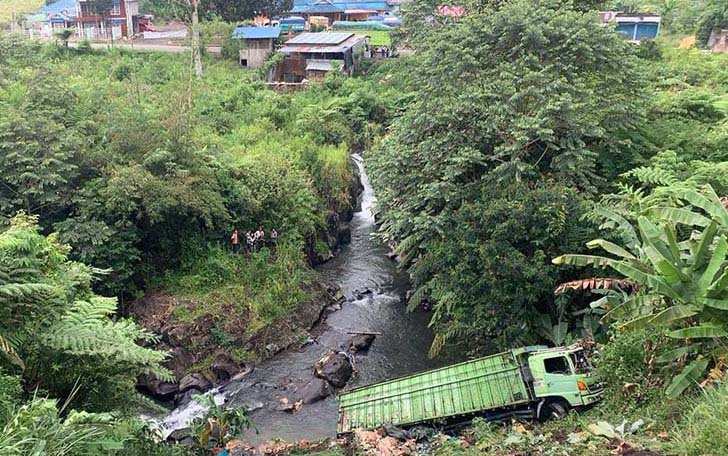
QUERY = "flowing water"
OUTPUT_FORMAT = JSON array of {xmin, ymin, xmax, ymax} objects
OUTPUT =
[{"xmin": 161, "ymin": 155, "xmax": 444, "ymax": 443}]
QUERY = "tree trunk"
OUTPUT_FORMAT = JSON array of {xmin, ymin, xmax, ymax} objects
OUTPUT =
[{"xmin": 190, "ymin": 0, "xmax": 203, "ymax": 79}]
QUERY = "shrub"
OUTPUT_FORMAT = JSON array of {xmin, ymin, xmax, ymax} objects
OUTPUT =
[{"xmin": 596, "ymin": 328, "xmax": 666, "ymax": 409}]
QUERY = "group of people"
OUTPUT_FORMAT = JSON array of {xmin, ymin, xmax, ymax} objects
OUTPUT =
[{"xmin": 230, "ymin": 226, "xmax": 278, "ymax": 254}]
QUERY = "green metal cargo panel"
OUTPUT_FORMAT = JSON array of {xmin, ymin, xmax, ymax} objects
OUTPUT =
[{"xmin": 338, "ymin": 350, "xmax": 530, "ymax": 434}]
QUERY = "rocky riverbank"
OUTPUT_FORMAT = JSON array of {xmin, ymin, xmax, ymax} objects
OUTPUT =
[{"xmin": 132, "ymin": 160, "xmax": 364, "ymax": 405}]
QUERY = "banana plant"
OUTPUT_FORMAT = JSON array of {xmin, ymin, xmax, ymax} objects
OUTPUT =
[{"xmin": 553, "ymin": 185, "xmax": 728, "ymax": 397}]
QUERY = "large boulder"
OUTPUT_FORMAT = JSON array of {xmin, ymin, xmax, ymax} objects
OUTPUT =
[
  {"xmin": 211, "ymin": 351, "xmax": 240, "ymax": 383},
  {"xmin": 138, "ymin": 375, "xmax": 178, "ymax": 400},
  {"xmin": 295, "ymin": 378, "xmax": 331, "ymax": 404},
  {"xmin": 314, "ymin": 352, "xmax": 353, "ymax": 388},
  {"xmin": 345, "ymin": 334, "xmax": 376, "ymax": 354},
  {"xmin": 179, "ymin": 373, "xmax": 212, "ymax": 393},
  {"xmin": 167, "ymin": 428, "xmax": 195, "ymax": 446}
]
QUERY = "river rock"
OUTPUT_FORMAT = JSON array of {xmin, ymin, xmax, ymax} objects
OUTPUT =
[
  {"xmin": 344, "ymin": 334, "xmax": 376, "ymax": 354},
  {"xmin": 211, "ymin": 351, "xmax": 240, "ymax": 383},
  {"xmin": 174, "ymin": 388, "xmax": 202, "ymax": 407},
  {"xmin": 178, "ymin": 373, "xmax": 212, "ymax": 393},
  {"xmin": 295, "ymin": 378, "xmax": 332, "ymax": 404},
  {"xmin": 314, "ymin": 352, "xmax": 353, "ymax": 388},
  {"xmin": 167, "ymin": 428, "xmax": 195, "ymax": 446},
  {"xmin": 138, "ymin": 375, "xmax": 178, "ymax": 400},
  {"xmin": 338, "ymin": 223, "xmax": 352, "ymax": 245}
]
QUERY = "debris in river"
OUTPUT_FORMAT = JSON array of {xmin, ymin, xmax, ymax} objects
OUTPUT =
[
  {"xmin": 276, "ymin": 397, "xmax": 303, "ymax": 413},
  {"xmin": 341, "ymin": 333, "xmax": 377, "ymax": 354},
  {"xmin": 295, "ymin": 378, "xmax": 332, "ymax": 404},
  {"xmin": 314, "ymin": 351, "xmax": 353, "ymax": 387}
]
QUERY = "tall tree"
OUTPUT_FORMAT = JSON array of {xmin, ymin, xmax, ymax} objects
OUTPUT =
[{"xmin": 369, "ymin": 0, "xmax": 645, "ymax": 354}]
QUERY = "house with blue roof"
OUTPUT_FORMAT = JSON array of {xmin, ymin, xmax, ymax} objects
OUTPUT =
[
  {"xmin": 290, "ymin": 0, "xmax": 393, "ymax": 23},
  {"xmin": 24, "ymin": 0, "xmax": 141, "ymax": 40},
  {"xmin": 24, "ymin": 0, "xmax": 77, "ymax": 38},
  {"xmin": 232, "ymin": 26, "xmax": 281, "ymax": 68}
]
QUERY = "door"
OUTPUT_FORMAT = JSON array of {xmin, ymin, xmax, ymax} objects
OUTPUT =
[{"xmin": 541, "ymin": 355, "xmax": 581, "ymax": 406}]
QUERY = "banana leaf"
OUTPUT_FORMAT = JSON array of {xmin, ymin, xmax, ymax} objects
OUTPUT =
[
  {"xmin": 656, "ymin": 344, "xmax": 701, "ymax": 364},
  {"xmin": 602, "ymin": 294, "xmax": 660, "ymax": 322},
  {"xmin": 586, "ymin": 239, "xmax": 636, "ymax": 259},
  {"xmin": 668, "ymin": 325, "xmax": 728, "ymax": 339},
  {"xmin": 637, "ymin": 216, "xmax": 676, "ymax": 262},
  {"xmin": 609, "ymin": 262, "xmax": 682, "ymax": 301},
  {"xmin": 643, "ymin": 244, "xmax": 689, "ymax": 283},
  {"xmin": 649, "ymin": 305, "xmax": 698, "ymax": 327},
  {"xmin": 689, "ymin": 222, "xmax": 718, "ymax": 270},
  {"xmin": 650, "ymin": 207, "xmax": 711, "ymax": 227},
  {"xmin": 668, "ymin": 187, "xmax": 728, "ymax": 226},
  {"xmin": 707, "ymin": 270, "xmax": 728, "ymax": 296},
  {"xmin": 698, "ymin": 297, "xmax": 728, "ymax": 310},
  {"xmin": 618, "ymin": 314, "xmax": 655, "ymax": 331},
  {"xmin": 552, "ymin": 254, "xmax": 613, "ymax": 268},
  {"xmin": 698, "ymin": 237, "xmax": 727, "ymax": 291},
  {"xmin": 666, "ymin": 357, "xmax": 709, "ymax": 398}
]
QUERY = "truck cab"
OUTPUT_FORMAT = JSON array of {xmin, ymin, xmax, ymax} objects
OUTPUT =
[{"xmin": 517, "ymin": 345, "xmax": 603, "ymax": 419}]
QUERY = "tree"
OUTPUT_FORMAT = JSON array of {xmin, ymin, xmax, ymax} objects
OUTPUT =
[
  {"xmin": 0, "ymin": 70, "xmax": 80, "ymax": 219},
  {"xmin": 202, "ymin": 0, "xmax": 292, "ymax": 22},
  {"xmin": 54, "ymin": 28, "xmax": 73, "ymax": 48},
  {"xmin": 369, "ymin": 0, "xmax": 644, "ymax": 354},
  {"xmin": 554, "ymin": 185, "xmax": 728, "ymax": 397}
]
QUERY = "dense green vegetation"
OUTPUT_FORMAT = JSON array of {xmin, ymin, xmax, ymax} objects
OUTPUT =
[
  {"xmin": 0, "ymin": 31, "xmax": 392, "ymax": 454},
  {"xmin": 2, "ymin": 0, "xmax": 728, "ymax": 453}
]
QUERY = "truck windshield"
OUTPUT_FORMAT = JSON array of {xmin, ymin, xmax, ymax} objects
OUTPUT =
[{"xmin": 570, "ymin": 350, "xmax": 591, "ymax": 374}]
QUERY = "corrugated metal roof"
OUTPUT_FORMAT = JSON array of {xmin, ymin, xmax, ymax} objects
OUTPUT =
[
  {"xmin": 291, "ymin": 0, "xmax": 390, "ymax": 12},
  {"xmin": 303, "ymin": 4, "xmax": 344, "ymax": 13},
  {"xmin": 287, "ymin": 32, "xmax": 353, "ymax": 45},
  {"xmin": 232, "ymin": 26, "xmax": 281, "ymax": 39},
  {"xmin": 306, "ymin": 59, "xmax": 345, "ymax": 71},
  {"xmin": 41, "ymin": 0, "xmax": 76, "ymax": 15}
]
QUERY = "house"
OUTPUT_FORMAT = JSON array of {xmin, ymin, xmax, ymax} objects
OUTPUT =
[
  {"xmin": 276, "ymin": 32, "xmax": 369, "ymax": 82},
  {"xmin": 76, "ymin": 0, "xmax": 139, "ymax": 40},
  {"xmin": 290, "ymin": 0, "xmax": 392, "ymax": 23},
  {"xmin": 601, "ymin": 11, "xmax": 661, "ymax": 43},
  {"xmin": 24, "ymin": 0, "xmax": 77, "ymax": 38},
  {"xmin": 232, "ymin": 26, "xmax": 281, "ymax": 68}
]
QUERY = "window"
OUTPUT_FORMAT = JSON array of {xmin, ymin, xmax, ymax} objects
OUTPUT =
[
  {"xmin": 80, "ymin": 3, "xmax": 96, "ymax": 15},
  {"xmin": 240, "ymin": 59, "xmax": 248, "ymax": 67},
  {"xmin": 111, "ymin": 3, "xmax": 121, "ymax": 15},
  {"xmin": 544, "ymin": 356, "xmax": 571, "ymax": 375}
]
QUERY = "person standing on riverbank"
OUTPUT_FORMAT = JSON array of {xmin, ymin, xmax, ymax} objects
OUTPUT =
[
  {"xmin": 246, "ymin": 230, "xmax": 255, "ymax": 254},
  {"xmin": 270, "ymin": 228, "xmax": 278, "ymax": 253},
  {"xmin": 230, "ymin": 229, "xmax": 239, "ymax": 253},
  {"xmin": 255, "ymin": 226, "xmax": 265, "ymax": 252}
]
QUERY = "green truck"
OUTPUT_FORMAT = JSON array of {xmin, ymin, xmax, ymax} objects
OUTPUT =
[{"xmin": 337, "ymin": 344, "xmax": 603, "ymax": 434}]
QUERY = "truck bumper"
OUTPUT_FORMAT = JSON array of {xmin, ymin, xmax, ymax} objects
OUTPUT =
[{"xmin": 581, "ymin": 389, "xmax": 604, "ymax": 405}]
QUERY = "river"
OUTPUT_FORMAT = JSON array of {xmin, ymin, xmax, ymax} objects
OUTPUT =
[{"xmin": 161, "ymin": 154, "xmax": 444, "ymax": 443}]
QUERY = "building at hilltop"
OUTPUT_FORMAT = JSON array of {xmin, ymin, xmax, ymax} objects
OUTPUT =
[
  {"xmin": 290, "ymin": 0, "xmax": 393, "ymax": 23},
  {"xmin": 232, "ymin": 26, "xmax": 281, "ymax": 68},
  {"xmin": 273, "ymin": 32, "xmax": 369, "ymax": 82},
  {"xmin": 24, "ymin": 0, "xmax": 141, "ymax": 40},
  {"xmin": 600, "ymin": 11, "xmax": 661, "ymax": 43}
]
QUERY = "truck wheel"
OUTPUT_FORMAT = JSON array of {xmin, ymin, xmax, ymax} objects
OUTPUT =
[{"xmin": 545, "ymin": 401, "xmax": 569, "ymax": 420}]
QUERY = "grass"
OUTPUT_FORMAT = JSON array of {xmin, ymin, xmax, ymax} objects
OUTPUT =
[
  {"xmin": 0, "ymin": 0, "xmax": 43, "ymax": 23},
  {"xmin": 668, "ymin": 382, "xmax": 728, "ymax": 456},
  {"xmin": 164, "ymin": 243, "xmax": 314, "ymax": 335},
  {"xmin": 329, "ymin": 30, "xmax": 391, "ymax": 46}
]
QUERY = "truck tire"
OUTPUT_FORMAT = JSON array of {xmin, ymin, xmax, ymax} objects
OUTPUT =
[{"xmin": 544, "ymin": 401, "xmax": 569, "ymax": 420}]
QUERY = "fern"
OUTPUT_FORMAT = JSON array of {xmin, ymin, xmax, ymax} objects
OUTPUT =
[{"xmin": 42, "ymin": 298, "xmax": 172, "ymax": 381}]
